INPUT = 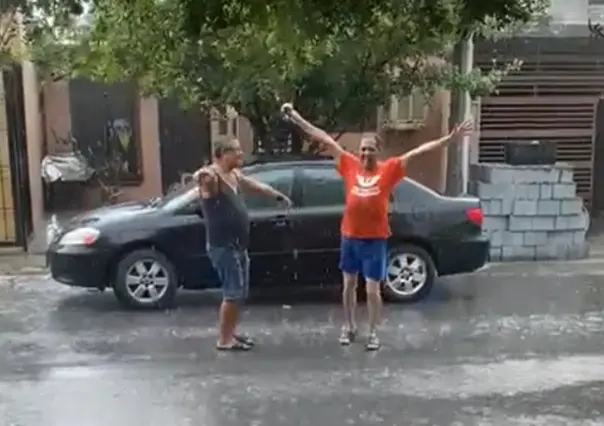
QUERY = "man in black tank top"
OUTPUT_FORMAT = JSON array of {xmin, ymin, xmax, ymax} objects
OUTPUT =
[{"xmin": 195, "ymin": 139, "xmax": 292, "ymax": 351}]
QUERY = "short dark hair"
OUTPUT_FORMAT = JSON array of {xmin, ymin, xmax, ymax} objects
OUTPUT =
[{"xmin": 213, "ymin": 139, "xmax": 239, "ymax": 159}]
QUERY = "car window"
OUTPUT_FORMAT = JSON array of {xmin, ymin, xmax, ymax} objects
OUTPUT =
[
  {"xmin": 393, "ymin": 178, "xmax": 437, "ymax": 203},
  {"xmin": 244, "ymin": 168, "xmax": 294, "ymax": 210},
  {"xmin": 301, "ymin": 167, "xmax": 345, "ymax": 207}
]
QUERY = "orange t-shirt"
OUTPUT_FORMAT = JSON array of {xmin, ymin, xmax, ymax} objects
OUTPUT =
[{"xmin": 336, "ymin": 152, "xmax": 406, "ymax": 239}]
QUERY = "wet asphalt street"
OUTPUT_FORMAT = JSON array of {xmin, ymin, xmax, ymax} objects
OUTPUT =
[{"xmin": 2, "ymin": 261, "xmax": 604, "ymax": 425}]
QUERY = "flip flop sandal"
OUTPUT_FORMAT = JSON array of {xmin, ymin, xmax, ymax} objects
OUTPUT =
[
  {"xmin": 216, "ymin": 341, "xmax": 252, "ymax": 351},
  {"xmin": 234, "ymin": 334, "xmax": 255, "ymax": 346}
]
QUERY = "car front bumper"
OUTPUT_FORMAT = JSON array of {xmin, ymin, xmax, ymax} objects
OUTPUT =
[
  {"xmin": 48, "ymin": 245, "xmax": 112, "ymax": 289},
  {"xmin": 436, "ymin": 237, "xmax": 490, "ymax": 276}
]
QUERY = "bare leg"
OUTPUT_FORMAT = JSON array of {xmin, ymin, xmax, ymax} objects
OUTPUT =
[
  {"xmin": 365, "ymin": 279, "xmax": 382, "ymax": 331},
  {"xmin": 231, "ymin": 250, "xmax": 254, "ymax": 346},
  {"xmin": 342, "ymin": 272, "xmax": 358, "ymax": 330},
  {"xmin": 365, "ymin": 279, "xmax": 382, "ymax": 350},
  {"xmin": 218, "ymin": 300, "xmax": 239, "ymax": 346},
  {"xmin": 339, "ymin": 272, "xmax": 358, "ymax": 345},
  {"xmin": 216, "ymin": 250, "xmax": 251, "ymax": 350}
]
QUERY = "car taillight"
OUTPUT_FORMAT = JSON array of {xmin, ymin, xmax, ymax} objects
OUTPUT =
[{"xmin": 466, "ymin": 207, "xmax": 483, "ymax": 227}]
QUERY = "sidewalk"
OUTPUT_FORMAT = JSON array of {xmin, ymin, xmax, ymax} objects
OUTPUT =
[{"xmin": 0, "ymin": 249, "xmax": 47, "ymax": 275}]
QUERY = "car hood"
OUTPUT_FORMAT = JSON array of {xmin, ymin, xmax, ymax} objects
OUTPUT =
[{"xmin": 67, "ymin": 200, "xmax": 156, "ymax": 228}]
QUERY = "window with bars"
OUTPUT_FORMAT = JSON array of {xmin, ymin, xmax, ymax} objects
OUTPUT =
[
  {"xmin": 385, "ymin": 90, "xmax": 429, "ymax": 125},
  {"xmin": 396, "ymin": 92, "xmax": 428, "ymax": 121}
]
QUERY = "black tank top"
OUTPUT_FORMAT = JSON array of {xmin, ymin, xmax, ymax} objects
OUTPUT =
[{"xmin": 200, "ymin": 174, "xmax": 250, "ymax": 249}]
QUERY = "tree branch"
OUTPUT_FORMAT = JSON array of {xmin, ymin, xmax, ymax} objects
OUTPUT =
[{"xmin": 588, "ymin": 18, "xmax": 604, "ymax": 38}]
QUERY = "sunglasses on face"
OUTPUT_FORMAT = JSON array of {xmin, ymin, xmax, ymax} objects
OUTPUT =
[
  {"xmin": 222, "ymin": 147, "xmax": 242, "ymax": 154},
  {"xmin": 361, "ymin": 146, "xmax": 377, "ymax": 153}
]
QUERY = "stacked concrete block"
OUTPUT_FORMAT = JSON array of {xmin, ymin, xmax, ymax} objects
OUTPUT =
[{"xmin": 469, "ymin": 163, "xmax": 589, "ymax": 262}]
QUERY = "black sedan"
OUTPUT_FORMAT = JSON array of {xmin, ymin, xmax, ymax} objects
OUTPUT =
[{"xmin": 47, "ymin": 159, "xmax": 489, "ymax": 309}]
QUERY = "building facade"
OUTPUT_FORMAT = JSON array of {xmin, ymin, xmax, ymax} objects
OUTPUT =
[{"xmin": 476, "ymin": 0, "xmax": 604, "ymax": 209}]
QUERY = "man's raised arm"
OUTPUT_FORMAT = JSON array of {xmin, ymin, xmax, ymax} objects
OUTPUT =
[
  {"xmin": 397, "ymin": 119, "xmax": 473, "ymax": 168},
  {"xmin": 280, "ymin": 103, "xmax": 345, "ymax": 160}
]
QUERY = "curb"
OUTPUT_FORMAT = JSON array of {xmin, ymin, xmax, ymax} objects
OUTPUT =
[
  {"xmin": 486, "ymin": 256, "xmax": 604, "ymax": 267},
  {"xmin": 0, "ymin": 269, "xmax": 49, "ymax": 276}
]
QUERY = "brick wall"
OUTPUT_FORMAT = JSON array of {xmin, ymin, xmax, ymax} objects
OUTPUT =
[{"xmin": 470, "ymin": 163, "xmax": 589, "ymax": 261}]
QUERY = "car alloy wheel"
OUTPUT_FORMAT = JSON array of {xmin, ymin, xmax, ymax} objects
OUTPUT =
[
  {"xmin": 386, "ymin": 252, "xmax": 428, "ymax": 298},
  {"xmin": 125, "ymin": 259, "xmax": 171, "ymax": 303}
]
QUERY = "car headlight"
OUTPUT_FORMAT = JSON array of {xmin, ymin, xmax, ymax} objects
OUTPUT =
[{"xmin": 58, "ymin": 227, "xmax": 100, "ymax": 246}]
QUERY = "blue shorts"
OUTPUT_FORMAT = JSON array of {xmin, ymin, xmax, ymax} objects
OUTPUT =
[
  {"xmin": 207, "ymin": 246, "xmax": 250, "ymax": 301},
  {"xmin": 339, "ymin": 237, "xmax": 388, "ymax": 282}
]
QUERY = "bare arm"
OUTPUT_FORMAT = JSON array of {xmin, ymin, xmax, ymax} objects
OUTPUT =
[
  {"xmin": 398, "ymin": 119, "xmax": 473, "ymax": 167},
  {"xmin": 280, "ymin": 103, "xmax": 345, "ymax": 160},
  {"xmin": 235, "ymin": 170, "xmax": 293, "ymax": 207}
]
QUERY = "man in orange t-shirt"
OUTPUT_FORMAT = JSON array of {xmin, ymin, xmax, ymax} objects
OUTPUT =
[{"xmin": 281, "ymin": 103, "xmax": 471, "ymax": 350}]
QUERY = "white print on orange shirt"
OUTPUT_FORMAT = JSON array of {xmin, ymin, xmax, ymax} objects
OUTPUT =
[{"xmin": 351, "ymin": 174, "xmax": 381, "ymax": 197}]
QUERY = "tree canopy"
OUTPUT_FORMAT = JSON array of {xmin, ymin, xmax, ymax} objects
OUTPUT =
[{"xmin": 25, "ymin": 0, "xmax": 548, "ymax": 150}]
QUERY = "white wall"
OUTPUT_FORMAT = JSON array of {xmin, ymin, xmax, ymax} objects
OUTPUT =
[
  {"xmin": 549, "ymin": 0, "xmax": 589, "ymax": 24},
  {"xmin": 520, "ymin": 0, "xmax": 601, "ymax": 36}
]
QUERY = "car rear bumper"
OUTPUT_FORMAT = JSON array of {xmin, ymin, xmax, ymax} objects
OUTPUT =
[
  {"xmin": 48, "ymin": 245, "xmax": 112, "ymax": 289},
  {"xmin": 436, "ymin": 237, "xmax": 490, "ymax": 276}
]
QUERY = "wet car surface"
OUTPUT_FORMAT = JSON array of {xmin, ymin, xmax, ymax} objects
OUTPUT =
[{"xmin": 1, "ymin": 259, "xmax": 604, "ymax": 425}]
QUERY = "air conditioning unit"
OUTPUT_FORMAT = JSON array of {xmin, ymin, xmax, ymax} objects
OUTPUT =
[
  {"xmin": 210, "ymin": 106, "xmax": 239, "ymax": 143},
  {"xmin": 381, "ymin": 90, "xmax": 428, "ymax": 131}
]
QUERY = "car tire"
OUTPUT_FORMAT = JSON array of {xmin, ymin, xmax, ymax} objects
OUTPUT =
[
  {"xmin": 382, "ymin": 243, "xmax": 436, "ymax": 303},
  {"xmin": 113, "ymin": 248, "xmax": 178, "ymax": 310}
]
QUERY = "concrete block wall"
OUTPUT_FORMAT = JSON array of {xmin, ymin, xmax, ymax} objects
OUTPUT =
[{"xmin": 469, "ymin": 163, "xmax": 589, "ymax": 261}]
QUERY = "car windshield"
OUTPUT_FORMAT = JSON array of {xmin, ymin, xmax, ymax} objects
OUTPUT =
[{"xmin": 151, "ymin": 165, "xmax": 263, "ymax": 209}]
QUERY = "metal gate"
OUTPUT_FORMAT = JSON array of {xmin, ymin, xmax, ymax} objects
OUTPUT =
[
  {"xmin": 69, "ymin": 79, "xmax": 141, "ymax": 185},
  {"xmin": 158, "ymin": 98, "xmax": 211, "ymax": 193},
  {"xmin": 1, "ymin": 64, "xmax": 31, "ymax": 247},
  {"xmin": 592, "ymin": 99, "xmax": 604, "ymax": 212},
  {"xmin": 476, "ymin": 37, "xmax": 604, "ymax": 206}
]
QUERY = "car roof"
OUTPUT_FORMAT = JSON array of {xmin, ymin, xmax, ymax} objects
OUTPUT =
[{"xmin": 243, "ymin": 155, "xmax": 333, "ymax": 170}]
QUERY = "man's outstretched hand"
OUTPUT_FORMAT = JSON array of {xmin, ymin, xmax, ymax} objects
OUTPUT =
[
  {"xmin": 278, "ymin": 195, "xmax": 293, "ymax": 209},
  {"xmin": 280, "ymin": 102, "xmax": 297, "ymax": 123},
  {"xmin": 449, "ymin": 119, "xmax": 473, "ymax": 140}
]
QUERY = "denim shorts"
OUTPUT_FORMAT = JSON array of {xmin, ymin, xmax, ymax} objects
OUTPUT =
[
  {"xmin": 339, "ymin": 237, "xmax": 387, "ymax": 282},
  {"xmin": 207, "ymin": 246, "xmax": 250, "ymax": 301}
]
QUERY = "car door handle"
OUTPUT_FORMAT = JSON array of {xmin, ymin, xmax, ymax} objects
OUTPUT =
[{"xmin": 272, "ymin": 215, "xmax": 289, "ymax": 227}]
